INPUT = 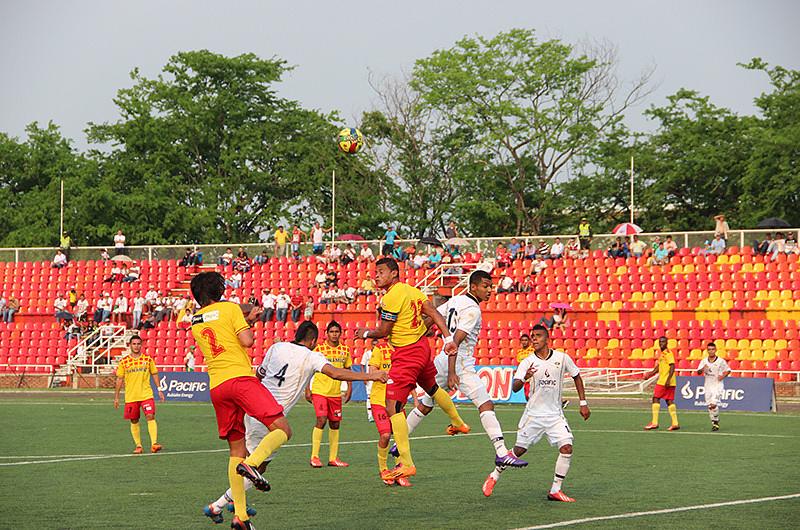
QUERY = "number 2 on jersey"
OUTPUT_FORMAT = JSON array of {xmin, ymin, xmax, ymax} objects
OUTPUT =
[{"xmin": 200, "ymin": 328, "xmax": 226, "ymax": 358}]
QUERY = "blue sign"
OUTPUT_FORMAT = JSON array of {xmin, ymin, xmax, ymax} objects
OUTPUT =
[
  {"xmin": 674, "ymin": 376, "xmax": 775, "ymax": 412},
  {"xmin": 151, "ymin": 371, "xmax": 210, "ymax": 402}
]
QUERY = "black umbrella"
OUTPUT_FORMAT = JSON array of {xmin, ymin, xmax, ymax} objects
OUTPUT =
[
  {"xmin": 418, "ymin": 236, "xmax": 443, "ymax": 247},
  {"xmin": 757, "ymin": 217, "xmax": 790, "ymax": 229}
]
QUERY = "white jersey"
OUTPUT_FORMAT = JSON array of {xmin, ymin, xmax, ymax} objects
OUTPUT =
[
  {"xmin": 254, "ymin": 342, "xmax": 330, "ymax": 415},
  {"xmin": 437, "ymin": 294, "xmax": 482, "ymax": 363},
  {"xmin": 515, "ymin": 349, "xmax": 579, "ymax": 417},
  {"xmin": 697, "ymin": 356, "xmax": 730, "ymax": 390}
]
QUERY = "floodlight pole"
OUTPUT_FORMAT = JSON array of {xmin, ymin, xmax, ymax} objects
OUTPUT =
[
  {"xmin": 59, "ymin": 178, "xmax": 64, "ymax": 240},
  {"xmin": 629, "ymin": 156, "xmax": 635, "ymax": 225},
  {"xmin": 331, "ymin": 169, "xmax": 336, "ymax": 242}
]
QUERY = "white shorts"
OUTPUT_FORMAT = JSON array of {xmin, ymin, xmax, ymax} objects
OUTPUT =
[
  {"xmin": 515, "ymin": 414, "xmax": 573, "ymax": 450},
  {"xmin": 704, "ymin": 385, "xmax": 724, "ymax": 406},
  {"xmin": 244, "ymin": 415, "xmax": 279, "ymax": 462},
  {"xmin": 419, "ymin": 353, "xmax": 491, "ymax": 409}
]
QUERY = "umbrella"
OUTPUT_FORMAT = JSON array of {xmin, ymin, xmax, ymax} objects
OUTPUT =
[
  {"xmin": 110, "ymin": 254, "xmax": 133, "ymax": 263},
  {"xmin": 418, "ymin": 236, "xmax": 443, "ymax": 247},
  {"xmin": 445, "ymin": 237, "xmax": 469, "ymax": 247},
  {"xmin": 612, "ymin": 223, "xmax": 643, "ymax": 236},
  {"xmin": 550, "ymin": 302, "xmax": 573, "ymax": 310},
  {"xmin": 339, "ymin": 233, "xmax": 365, "ymax": 241},
  {"xmin": 756, "ymin": 217, "xmax": 790, "ymax": 229}
]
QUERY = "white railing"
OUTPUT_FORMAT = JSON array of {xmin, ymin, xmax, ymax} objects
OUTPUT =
[
  {"xmin": 66, "ymin": 324, "xmax": 131, "ymax": 373},
  {"xmin": 413, "ymin": 262, "xmax": 482, "ymax": 296},
  {"xmin": 576, "ymin": 368, "xmax": 656, "ymax": 394}
]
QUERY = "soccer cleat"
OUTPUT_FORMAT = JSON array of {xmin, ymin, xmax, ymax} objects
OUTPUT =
[
  {"xmin": 668, "ymin": 424, "xmax": 681, "ymax": 431},
  {"xmin": 133, "ymin": 445, "xmax": 144, "ymax": 454},
  {"xmin": 711, "ymin": 421, "xmax": 720, "ymax": 432},
  {"xmin": 151, "ymin": 443, "xmax": 162, "ymax": 453},
  {"xmin": 328, "ymin": 458, "xmax": 349, "ymax": 467},
  {"xmin": 235, "ymin": 462, "xmax": 270, "ymax": 492},
  {"xmin": 396, "ymin": 476, "xmax": 412, "ymax": 487},
  {"xmin": 309, "ymin": 456, "xmax": 323, "ymax": 468},
  {"xmin": 482, "ymin": 475, "xmax": 497, "ymax": 497},
  {"xmin": 230, "ymin": 516, "xmax": 255, "ymax": 529},
  {"xmin": 562, "ymin": 399, "xmax": 570, "ymax": 409},
  {"xmin": 548, "ymin": 491, "xmax": 576, "ymax": 502},
  {"xmin": 495, "ymin": 451, "xmax": 528, "ymax": 468},
  {"xmin": 388, "ymin": 443, "xmax": 399, "ymax": 458},
  {"xmin": 226, "ymin": 503, "xmax": 257, "ymax": 517},
  {"xmin": 643, "ymin": 423, "xmax": 659, "ymax": 430},
  {"xmin": 382, "ymin": 477, "xmax": 396, "ymax": 486},
  {"xmin": 204, "ymin": 505, "xmax": 224, "ymax": 524},
  {"xmin": 381, "ymin": 464, "xmax": 416, "ymax": 480},
  {"xmin": 446, "ymin": 422, "xmax": 471, "ymax": 436}
]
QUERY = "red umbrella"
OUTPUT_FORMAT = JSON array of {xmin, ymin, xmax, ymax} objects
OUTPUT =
[
  {"xmin": 339, "ymin": 233, "xmax": 365, "ymax": 241},
  {"xmin": 612, "ymin": 223, "xmax": 642, "ymax": 236}
]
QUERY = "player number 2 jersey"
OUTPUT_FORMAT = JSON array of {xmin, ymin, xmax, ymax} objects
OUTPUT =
[
  {"xmin": 116, "ymin": 354, "xmax": 157, "ymax": 403},
  {"xmin": 255, "ymin": 342, "xmax": 330, "ymax": 416},
  {"xmin": 380, "ymin": 282, "xmax": 428, "ymax": 347},
  {"xmin": 515, "ymin": 349, "xmax": 579, "ymax": 417},
  {"xmin": 311, "ymin": 342, "xmax": 352, "ymax": 397},
  {"xmin": 191, "ymin": 301, "xmax": 253, "ymax": 389},
  {"xmin": 698, "ymin": 356, "xmax": 730, "ymax": 390},
  {"xmin": 437, "ymin": 294, "xmax": 481, "ymax": 363}
]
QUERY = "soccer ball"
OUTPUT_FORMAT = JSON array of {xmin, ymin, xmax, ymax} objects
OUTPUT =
[{"xmin": 337, "ymin": 128, "xmax": 364, "ymax": 154}]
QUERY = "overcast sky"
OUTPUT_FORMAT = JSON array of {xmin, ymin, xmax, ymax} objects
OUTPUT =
[{"xmin": 1, "ymin": 0, "xmax": 797, "ymax": 150}]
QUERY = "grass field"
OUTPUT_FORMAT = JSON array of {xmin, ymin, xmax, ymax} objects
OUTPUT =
[{"xmin": 1, "ymin": 395, "xmax": 799, "ymax": 529}]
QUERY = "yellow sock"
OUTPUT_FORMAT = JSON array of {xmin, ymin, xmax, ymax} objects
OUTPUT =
[
  {"xmin": 311, "ymin": 427, "xmax": 323, "ymax": 459},
  {"xmin": 377, "ymin": 444, "xmax": 389, "ymax": 471},
  {"xmin": 651, "ymin": 403, "xmax": 660, "ymax": 425},
  {"xmin": 130, "ymin": 422, "xmax": 142, "ymax": 447},
  {"xmin": 668, "ymin": 404, "xmax": 679, "ymax": 426},
  {"xmin": 432, "ymin": 387, "xmax": 464, "ymax": 427},
  {"xmin": 244, "ymin": 429, "xmax": 289, "ymax": 467},
  {"xmin": 146, "ymin": 419, "xmax": 158, "ymax": 444},
  {"xmin": 228, "ymin": 457, "xmax": 248, "ymax": 521},
  {"xmin": 328, "ymin": 428, "xmax": 340, "ymax": 462},
  {"xmin": 390, "ymin": 414, "xmax": 414, "ymax": 467}
]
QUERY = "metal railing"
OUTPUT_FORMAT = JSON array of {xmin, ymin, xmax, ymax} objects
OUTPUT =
[{"xmin": 66, "ymin": 324, "xmax": 131, "ymax": 373}]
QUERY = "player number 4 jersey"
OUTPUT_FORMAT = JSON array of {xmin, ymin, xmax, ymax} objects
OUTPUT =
[
  {"xmin": 436, "ymin": 294, "xmax": 481, "ymax": 362},
  {"xmin": 255, "ymin": 342, "xmax": 330, "ymax": 416},
  {"xmin": 515, "ymin": 349, "xmax": 579, "ymax": 417},
  {"xmin": 697, "ymin": 356, "xmax": 730, "ymax": 389}
]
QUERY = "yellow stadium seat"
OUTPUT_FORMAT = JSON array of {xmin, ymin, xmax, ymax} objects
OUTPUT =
[
  {"xmin": 667, "ymin": 339, "xmax": 678, "ymax": 350},
  {"xmin": 630, "ymin": 292, "xmax": 643, "ymax": 301},
  {"xmin": 737, "ymin": 339, "xmax": 750, "ymax": 349},
  {"xmin": 750, "ymin": 339, "xmax": 763, "ymax": 350},
  {"xmin": 768, "ymin": 290, "xmax": 780, "ymax": 300},
  {"xmin": 670, "ymin": 265, "xmax": 683, "ymax": 274},
  {"xmin": 740, "ymin": 263, "xmax": 753, "ymax": 273},
  {"xmin": 750, "ymin": 350, "xmax": 764, "ymax": 361},
  {"xmin": 666, "ymin": 300, "xmax": 677, "ymax": 310},
  {"xmin": 762, "ymin": 339, "xmax": 775, "ymax": 350},
  {"xmin": 630, "ymin": 348, "xmax": 643, "ymax": 359},
  {"xmin": 753, "ymin": 263, "xmax": 765, "ymax": 272},
  {"xmin": 590, "ymin": 292, "xmax": 600, "ymax": 301},
  {"xmin": 683, "ymin": 264, "xmax": 695, "ymax": 273},
  {"xmin": 776, "ymin": 339, "xmax": 788, "ymax": 350},
  {"xmin": 763, "ymin": 350, "xmax": 777, "ymax": 361},
  {"xmin": 721, "ymin": 291, "xmax": 733, "ymax": 300},
  {"xmin": 728, "ymin": 255, "xmax": 741, "ymax": 264},
  {"xmin": 716, "ymin": 255, "xmax": 729, "ymax": 265},
  {"xmin": 780, "ymin": 290, "xmax": 793, "ymax": 299},
  {"xmin": 689, "ymin": 349, "xmax": 703, "ymax": 360},
  {"xmin": 737, "ymin": 349, "xmax": 751, "ymax": 361}
]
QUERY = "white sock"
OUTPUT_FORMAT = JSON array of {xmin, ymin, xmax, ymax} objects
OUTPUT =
[
  {"xmin": 710, "ymin": 407, "xmax": 720, "ymax": 421},
  {"xmin": 406, "ymin": 407, "xmax": 426, "ymax": 434},
  {"xmin": 214, "ymin": 480, "xmax": 253, "ymax": 511},
  {"xmin": 490, "ymin": 465, "xmax": 506, "ymax": 481},
  {"xmin": 550, "ymin": 453, "xmax": 572, "ymax": 494},
  {"xmin": 479, "ymin": 410, "xmax": 508, "ymax": 457},
  {"xmin": 366, "ymin": 397, "xmax": 373, "ymax": 420}
]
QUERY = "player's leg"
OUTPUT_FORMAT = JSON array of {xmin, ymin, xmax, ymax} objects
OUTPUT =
[
  {"xmin": 142, "ymin": 398, "xmax": 161, "ymax": 452},
  {"xmin": 484, "ymin": 442, "xmax": 530, "ymax": 497},
  {"xmin": 385, "ymin": 396, "xmax": 415, "ymax": 471},
  {"xmin": 420, "ymin": 355, "xmax": 467, "ymax": 433},
  {"xmin": 238, "ymin": 379, "xmax": 290, "ymax": 473},
  {"xmin": 125, "ymin": 401, "xmax": 144, "ymax": 453},
  {"xmin": 383, "ymin": 356, "xmax": 418, "ymax": 478},
  {"xmin": 665, "ymin": 392, "xmax": 680, "ymax": 429},
  {"xmin": 645, "ymin": 392, "xmax": 661, "ymax": 429},
  {"xmin": 310, "ymin": 394, "xmax": 328, "ymax": 467},
  {"xmin": 547, "ymin": 442, "xmax": 575, "ymax": 502},
  {"xmin": 227, "ymin": 436, "xmax": 254, "ymax": 525},
  {"xmin": 327, "ymin": 397, "xmax": 348, "ymax": 467}
]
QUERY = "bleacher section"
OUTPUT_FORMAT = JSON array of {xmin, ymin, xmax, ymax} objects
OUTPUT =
[{"xmin": 0, "ymin": 247, "xmax": 798, "ymax": 383}]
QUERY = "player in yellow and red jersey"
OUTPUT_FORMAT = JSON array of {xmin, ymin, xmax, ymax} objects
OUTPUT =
[
  {"xmin": 190, "ymin": 272, "xmax": 290, "ymax": 530},
  {"xmin": 356, "ymin": 257, "xmax": 466, "ymax": 481},
  {"xmin": 305, "ymin": 321, "xmax": 353, "ymax": 468},
  {"xmin": 114, "ymin": 335, "xmax": 165, "ymax": 454},
  {"xmin": 644, "ymin": 335, "xmax": 680, "ymax": 431}
]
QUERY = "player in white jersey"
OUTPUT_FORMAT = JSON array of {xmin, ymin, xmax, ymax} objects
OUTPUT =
[
  {"xmin": 482, "ymin": 325, "xmax": 591, "ymax": 502},
  {"xmin": 204, "ymin": 322, "xmax": 387, "ymax": 524},
  {"xmin": 695, "ymin": 342, "xmax": 731, "ymax": 431},
  {"xmin": 391, "ymin": 270, "xmax": 528, "ymax": 468}
]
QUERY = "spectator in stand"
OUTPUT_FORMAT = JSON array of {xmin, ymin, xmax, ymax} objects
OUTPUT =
[
  {"xmin": 523, "ymin": 241, "xmax": 537, "ymax": 260},
  {"xmin": 60, "ymin": 232, "xmax": 71, "ymax": 261},
  {"xmin": 566, "ymin": 237, "xmax": 580, "ymax": 258},
  {"xmin": 664, "ymin": 235, "xmax": 678, "ymax": 258},
  {"xmin": 652, "ymin": 242, "xmax": 670, "ymax": 265},
  {"xmin": 767, "ymin": 232, "xmax": 786, "ymax": 260},
  {"xmin": 445, "ymin": 220, "xmax": 459, "ymax": 240},
  {"xmin": 316, "ymin": 244, "xmax": 332, "ymax": 265},
  {"xmin": 94, "ymin": 293, "xmax": 112, "ymax": 323},
  {"xmin": 495, "ymin": 243, "xmax": 511, "ymax": 268},
  {"xmin": 339, "ymin": 244, "xmax": 355, "ymax": 266},
  {"xmin": 304, "ymin": 296, "xmax": 314, "ymax": 320},
  {"xmin": 496, "ymin": 272, "xmax": 518, "ymax": 293},
  {"xmin": 254, "ymin": 250, "xmax": 269, "ymax": 266},
  {"xmin": 343, "ymin": 283, "xmax": 357, "ymax": 303},
  {"xmin": 132, "ymin": 292, "xmax": 145, "ymax": 329},
  {"xmin": 649, "ymin": 236, "xmax": 662, "ymax": 257},
  {"xmin": 539, "ymin": 307, "xmax": 568, "ymax": 331},
  {"xmin": 359, "ymin": 275, "xmax": 376, "ymax": 296},
  {"xmin": 530, "ymin": 257, "xmax": 548, "ymax": 275},
  {"xmin": 536, "ymin": 239, "xmax": 550, "ymax": 260},
  {"xmin": 403, "ymin": 243, "xmax": 417, "ymax": 266},
  {"xmin": 630, "ymin": 235, "xmax": 647, "ymax": 258},
  {"xmin": 708, "ymin": 234, "xmax": 726, "ymax": 256},
  {"xmin": 68, "ymin": 287, "xmax": 78, "ymax": 309},
  {"xmin": 507, "ymin": 238, "xmax": 522, "ymax": 261},
  {"xmin": 607, "ymin": 241, "xmax": 621, "ymax": 259},
  {"xmin": 172, "ymin": 296, "xmax": 189, "ymax": 322},
  {"xmin": 444, "ymin": 254, "xmax": 464, "ymax": 275},
  {"xmin": 54, "ymin": 294, "xmax": 73, "ymax": 323},
  {"xmin": 246, "ymin": 292, "xmax": 258, "ymax": 307},
  {"xmin": 152, "ymin": 296, "xmax": 170, "ymax": 323},
  {"xmin": 319, "ymin": 287, "xmax": 334, "ymax": 305},
  {"xmin": 550, "ymin": 237, "xmax": 564, "ymax": 259},
  {"xmin": 218, "ymin": 247, "xmax": 234, "ymax": 267},
  {"xmin": 520, "ymin": 273, "xmax": 536, "ymax": 292},
  {"xmin": 785, "ymin": 233, "xmax": 798, "ymax": 255},
  {"xmin": 104, "ymin": 263, "xmax": 123, "ymax": 283},
  {"xmin": 260, "ymin": 288, "xmax": 276, "ymax": 322},
  {"xmin": 329, "ymin": 244, "xmax": 342, "ymax": 265},
  {"xmin": 180, "ymin": 247, "xmax": 202, "ymax": 267},
  {"xmin": 225, "ymin": 270, "xmax": 242, "ymax": 289},
  {"xmin": 275, "ymin": 288, "xmax": 291, "ymax": 322},
  {"xmin": 291, "ymin": 249, "xmax": 302, "ymax": 261},
  {"xmin": 233, "ymin": 251, "xmax": 251, "ymax": 273},
  {"xmin": 122, "ymin": 263, "xmax": 140, "ymax": 283},
  {"xmin": 578, "ymin": 217, "xmax": 592, "ymax": 256},
  {"xmin": 100, "ymin": 248, "xmax": 110, "ymax": 261},
  {"xmin": 311, "ymin": 222, "xmax": 331, "ymax": 255},
  {"xmin": 144, "ymin": 286, "xmax": 158, "ymax": 310},
  {"xmin": 325, "ymin": 268, "xmax": 338, "ymax": 288},
  {"xmin": 112, "ymin": 293, "xmax": 129, "ymax": 325},
  {"xmin": 753, "ymin": 233, "xmax": 772, "ymax": 255},
  {"xmin": 184, "ymin": 346, "xmax": 196, "ymax": 371},
  {"xmin": 3, "ymin": 296, "xmax": 20, "ymax": 323},
  {"xmin": 382, "ymin": 226, "xmax": 399, "ymax": 256},
  {"xmin": 714, "ymin": 214, "xmax": 730, "ymax": 240},
  {"xmin": 178, "ymin": 306, "xmax": 194, "ymax": 330},
  {"xmin": 291, "ymin": 225, "xmax": 307, "ymax": 254},
  {"xmin": 274, "ymin": 225, "xmax": 288, "ymax": 257},
  {"xmin": 314, "ymin": 268, "xmax": 327, "ymax": 289},
  {"xmin": 427, "ymin": 248, "xmax": 443, "ymax": 268},
  {"xmin": 358, "ymin": 243, "xmax": 375, "ymax": 263},
  {"xmin": 75, "ymin": 294, "xmax": 89, "ymax": 322},
  {"xmin": 392, "ymin": 242, "xmax": 406, "ymax": 262},
  {"xmin": 114, "ymin": 229, "xmax": 126, "ymax": 255},
  {"xmin": 290, "ymin": 288, "xmax": 304, "ymax": 322},
  {"xmin": 52, "ymin": 249, "xmax": 68, "ymax": 269},
  {"xmin": 411, "ymin": 251, "xmax": 428, "ymax": 270},
  {"xmin": 0, "ymin": 294, "xmax": 5, "ymax": 319}
]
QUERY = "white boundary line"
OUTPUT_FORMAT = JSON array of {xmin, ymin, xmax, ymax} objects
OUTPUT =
[{"xmin": 513, "ymin": 493, "xmax": 800, "ymax": 529}]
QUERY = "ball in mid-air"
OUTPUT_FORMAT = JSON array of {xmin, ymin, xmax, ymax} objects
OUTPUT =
[{"xmin": 337, "ymin": 127, "xmax": 364, "ymax": 154}]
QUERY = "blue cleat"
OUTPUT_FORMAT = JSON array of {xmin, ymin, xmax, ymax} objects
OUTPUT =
[
  {"xmin": 495, "ymin": 451, "xmax": 528, "ymax": 468},
  {"xmin": 204, "ymin": 504, "xmax": 224, "ymax": 524},
  {"xmin": 226, "ymin": 503, "xmax": 257, "ymax": 517},
  {"xmin": 389, "ymin": 443, "xmax": 399, "ymax": 458}
]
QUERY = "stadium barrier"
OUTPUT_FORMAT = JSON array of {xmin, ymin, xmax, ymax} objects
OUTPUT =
[
  {"xmin": 674, "ymin": 375, "xmax": 776, "ymax": 412},
  {"xmin": 150, "ymin": 371, "xmax": 210, "ymax": 401}
]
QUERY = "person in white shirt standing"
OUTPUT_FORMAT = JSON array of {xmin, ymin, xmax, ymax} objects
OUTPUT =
[
  {"xmin": 112, "ymin": 294, "xmax": 129, "ymax": 325},
  {"xmin": 482, "ymin": 324, "xmax": 591, "ymax": 502},
  {"xmin": 132, "ymin": 292, "xmax": 146, "ymax": 329},
  {"xmin": 114, "ymin": 229, "xmax": 126, "ymax": 256},
  {"xmin": 695, "ymin": 342, "xmax": 731, "ymax": 431}
]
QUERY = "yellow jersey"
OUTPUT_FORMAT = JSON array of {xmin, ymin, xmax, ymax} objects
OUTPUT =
[
  {"xmin": 657, "ymin": 349, "xmax": 677, "ymax": 386},
  {"xmin": 516, "ymin": 347, "xmax": 532, "ymax": 364},
  {"xmin": 368, "ymin": 344, "xmax": 393, "ymax": 407},
  {"xmin": 191, "ymin": 301, "xmax": 253, "ymax": 389},
  {"xmin": 116, "ymin": 354, "xmax": 157, "ymax": 403},
  {"xmin": 274, "ymin": 230, "xmax": 288, "ymax": 245},
  {"xmin": 311, "ymin": 342, "xmax": 352, "ymax": 397},
  {"xmin": 380, "ymin": 282, "xmax": 428, "ymax": 347}
]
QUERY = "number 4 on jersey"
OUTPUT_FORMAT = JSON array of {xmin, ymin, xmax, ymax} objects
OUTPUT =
[{"xmin": 273, "ymin": 363, "xmax": 289, "ymax": 387}]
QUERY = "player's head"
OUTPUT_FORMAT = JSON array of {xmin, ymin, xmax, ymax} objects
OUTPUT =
[
  {"xmin": 190, "ymin": 272, "xmax": 225, "ymax": 307},
  {"xmin": 294, "ymin": 321, "xmax": 319, "ymax": 349},
  {"xmin": 520, "ymin": 333, "xmax": 531, "ymax": 349},
  {"xmin": 374, "ymin": 257, "xmax": 400, "ymax": 289},
  {"xmin": 658, "ymin": 335, "xmax": 668, "ymax": 349},
  {"xmin": 326, "ymin": 320, "xmax": 342, "ymax": 345},
  {"xmin": 128, "ymin": 334, "xmax": 143, "ymax": 354},
  {"xmin": 707, "ymin": 341, "xmax": 717, "ymax": 357},
  {"xmin": 530, "ymin": 324, "xmax": 549, "ymax": 351},
  {"xmin": 468, "ymin": 270, "xmax": 493, "ymax": 302}
]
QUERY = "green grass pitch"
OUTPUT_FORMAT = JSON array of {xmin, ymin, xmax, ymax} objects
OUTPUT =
[{"xmin": 1, "ymin": 396, "xmax": 799, "ymax": 529}]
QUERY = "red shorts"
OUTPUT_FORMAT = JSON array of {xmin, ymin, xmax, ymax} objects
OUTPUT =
[
  {"xmin": 653, "ymin": 384, "xmax": 676, "ymax": 401},
  {"xmin": 386, "ymin": 338, "xmax": 437, "ymax": 405},
  {"xmin": 123, "ymin": 398, "xmax": 155, "ymax": 421},
  {"xmin": 312, "ymin": 394, "xmax": 343, "ymax": 422},
  {"xmin": 210, "ymin": 376, "xmax": 284, "ymax": 441},
  {"xmin": 371, "ymin": 404, "xmax": 392, "ymax": 435}
]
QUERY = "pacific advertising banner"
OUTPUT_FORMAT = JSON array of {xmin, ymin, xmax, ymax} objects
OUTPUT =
[
  {"xmin": 674, "ymin": 376, "xmax": 776, "ymax": 412},
  {"xmin": 151, "ymin": 371, "xmax": 211, "ymax": 402}
]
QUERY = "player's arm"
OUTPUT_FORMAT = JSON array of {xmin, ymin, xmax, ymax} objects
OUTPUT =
[
  {"xmin": 355, "ymin": 318, "xmax": 395, "ymax": 341},
  {"xmin": 421, "ymin": 300, "xmax": 457, "ymax": 355},
  {"xmin": 667, "ymin": 362, "xmax": 675, "ymax": 383},
  {"xmin": 695, "ymin": 360, "xmax": 706, "ymax": 376},
  {"xmin": 446, "ymin": 329, "xmax": 468, "ymax": 389},
  {"xmin": 573, "ymin": 374, "xmax": 591, "ymax": 420},
  {"xmin": 511, "ymin": 362, "xmax": 535, "ymax": 393},
  {"xmin": 720, "ymin": 367, "xmax": 731, "ymax": 381},
  {"xmin": 321, "ymin": 365, "xmax": 388, "ymax": 383},
  {"xmin": 151, "ymin": 372, "xmax": 165, "ymax": 402},
  {"xmin": 113, "ymin": 376, "xmax": 124, "ymax": 409}
]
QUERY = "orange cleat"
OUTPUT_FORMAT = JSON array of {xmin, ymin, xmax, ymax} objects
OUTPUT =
[
  {"xmin": 548, "ymin": 491, "xmax": 576, "ymax": 502},
  {"xmin": 328, "ymin": 458, "xmax": 349, "ymax": 467},
  {"xmin": 382, "ymin": 477, "xmax": 396, "ymax": 486},
  {"xmin": 668, "ymin": 424, "xmax": 681, "ymax": 431},
  {"xmin": 381, "ymin": 464, "xmax": 417, "ymax": 480},
  {"xmin": 446, "ymin": 422, "xmax": 471, "ymax": 436},
  {"xmin": 151, "ymin": 443, "xmax": 162, "ymax": 453},
  {"xmin": 396, "ymin": 476, "xmax": 412, "ymax": 487},
  {"xmin": 133, "ymin": 446, "xmax": 144, "ymax": 454},
  {"xmin": 309, "ymin": 456, "xmax": 323, "ymax": 468},
  {"xmin": 643, "ymin": 423, "xmax": 659, "ymax": 430},
  {"xmin": 482, "ymin": 475, "xmax": 497, "ymax": 497}
]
